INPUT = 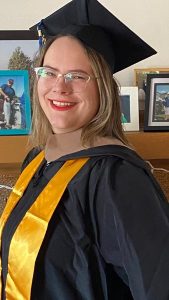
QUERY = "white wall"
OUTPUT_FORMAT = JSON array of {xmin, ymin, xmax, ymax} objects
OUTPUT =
[{"xmin": 0, "ymin": 0, "xmax": 169, "ymax": 86}]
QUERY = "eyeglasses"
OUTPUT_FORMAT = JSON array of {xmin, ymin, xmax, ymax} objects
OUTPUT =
[{"xmin": 34, "ymin": 67, "xmax": 99, "ymax": 92}]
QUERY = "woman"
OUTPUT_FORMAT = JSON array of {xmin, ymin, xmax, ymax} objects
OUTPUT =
[
  {"xmin": 0, "ymin": 33, "xmax": 169, "ymax": 300},
  {"xmin": 1, "ymin": 1, "xmax": 169, "ymax": 300}
]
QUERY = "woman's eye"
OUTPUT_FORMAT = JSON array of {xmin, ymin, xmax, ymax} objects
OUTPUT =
[
  {"xmin": 45, "ymin": 70, "xmax": 55, "ymax": 77},
  {"xmin": 72, "ymin": 74, "xmax": 86, "ymax": 80},
  {"xmin": 38, "ymin": 69, "xmax": 56, "ymax": 77}
]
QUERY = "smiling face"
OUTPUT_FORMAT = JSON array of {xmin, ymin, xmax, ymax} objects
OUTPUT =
[{"xmin": 37, "ymin": 36, "xmax": 100, "ymax": 134}]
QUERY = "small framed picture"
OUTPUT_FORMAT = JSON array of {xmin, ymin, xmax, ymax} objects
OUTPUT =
[
  {"xmin": 134, "ymin": 68, "xmax": 169, "ymax": 110},
  {"xmin": 120, "ymin": 87, "xmax": 139, "ymax": 131},
  {"xmin": 144, "ymin": 73, "xmax": 169, "ymax": 131},
  {"xmin": 0, "ymin": 70, "xmax": 31, "ymax": 135},
  {"xmin": 0, "ymin": 30, "xmax": 39, "ymax": 99}
]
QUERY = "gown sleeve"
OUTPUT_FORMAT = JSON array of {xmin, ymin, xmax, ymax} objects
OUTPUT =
[{"xmin": 93, "ymin": 158, "xmax": 169, "ymax": 300}]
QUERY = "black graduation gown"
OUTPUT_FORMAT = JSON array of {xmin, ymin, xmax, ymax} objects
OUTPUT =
[{"xmin": 1, "ymin": 145, "xmax": 169, "ymax": 300}]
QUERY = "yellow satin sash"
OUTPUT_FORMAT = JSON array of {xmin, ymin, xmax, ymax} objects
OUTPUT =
[{"xmin": 0, "ymin": 151, "xmax": 89, "ymax": 300}]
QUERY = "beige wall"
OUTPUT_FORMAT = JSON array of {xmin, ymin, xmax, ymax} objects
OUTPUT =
[{"xmin": 0, "ymin": 0, "xmax": 168, "ymax": 86}]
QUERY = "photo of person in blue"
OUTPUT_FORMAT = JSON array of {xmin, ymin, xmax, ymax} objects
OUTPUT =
[{"xmin": 0, "ymin": 79, "xmax": 16, "ymax": 129}]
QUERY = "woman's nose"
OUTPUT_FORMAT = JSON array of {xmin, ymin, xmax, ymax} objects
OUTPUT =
[{"xmin": 52, "ymin": 75, "xmax": 71, "ymax": 94}]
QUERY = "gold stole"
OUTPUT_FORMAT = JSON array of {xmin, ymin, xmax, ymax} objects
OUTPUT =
[{"xmin": 0, "ymin": 151, "xmax": 89, "ymax": 300}]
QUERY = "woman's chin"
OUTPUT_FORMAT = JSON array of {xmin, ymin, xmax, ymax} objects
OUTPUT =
[
  {"xmin": 52, "ymin": 126, "xmax": 82, "ymax": 135},
  {"xmin": 52, "ymin": 126, "xmax": 73, "ymax": 134}
]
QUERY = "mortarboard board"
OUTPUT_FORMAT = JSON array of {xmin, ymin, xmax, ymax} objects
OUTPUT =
[{"xmin": 30, "ymin": 0, "xmax": 156, "ymax": 73}]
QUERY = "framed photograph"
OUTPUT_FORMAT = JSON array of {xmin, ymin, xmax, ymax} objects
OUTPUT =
[
  {"xmin": 134, "ymin": 68, "xmax": 169, "ymax": 110},
  {"xmin": 0, "ymin": 70, "xmax": 31, "ymax": 135},
  {"xmin": 0, "ymin": 30, "xmax": 39, "ymax": 99},
  {"xmin": 120, "ymin": 87, "xmax": 139, "ymax": 131},
  {"xmin": 144, "ymin": 74, "xmax": 169, "ymax": 131}
]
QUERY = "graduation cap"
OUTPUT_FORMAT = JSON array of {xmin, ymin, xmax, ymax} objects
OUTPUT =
[{"xmin": 30, "ymin": 0, "xmax": 156, "ymax": 73}]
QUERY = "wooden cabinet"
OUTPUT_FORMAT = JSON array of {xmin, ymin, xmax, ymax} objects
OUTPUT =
[
  {"xmin": 126, "ymin": 131, "xmax": 169, "ymax": 169},
  {"xmin": 0, "ymin": 136, "xmax": 30, "ymax": 172},
  {"xmin": 0, "ymin": 132, "xmax": 169, "ymax": 171},
  {"xmin": 126, "ymin": 131, "xmax": 169, "ymax": 159},
  {"xmin": 0, "ymin": 132, "xmax": 168, "ymax": 202}
]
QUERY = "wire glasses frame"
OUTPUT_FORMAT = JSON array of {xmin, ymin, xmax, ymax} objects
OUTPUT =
[{"xmin": 34, "ymin": 67, "xmax": 99, "ymax": 92}]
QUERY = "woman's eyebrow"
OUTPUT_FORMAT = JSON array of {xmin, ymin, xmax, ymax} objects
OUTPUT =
[
  {"xmin": 42, "ymin": 65, "xmax": 89, "ymax": 74},
  {"xmin": 67, "ymin": 69, "xmax": 89, "ymax": 74},
  {"xmin": 42, "ymin": 65, "xmax": 58, "ymax": 71}
]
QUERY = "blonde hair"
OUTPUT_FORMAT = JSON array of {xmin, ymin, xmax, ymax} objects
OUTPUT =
[{"xmin": 30, "ymin": 35, "xmax": 129, "ymax": 147}]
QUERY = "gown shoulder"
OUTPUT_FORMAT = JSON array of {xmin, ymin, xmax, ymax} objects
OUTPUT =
[{"xmin": 21, "ymin": 147, "xmax": 42, "ymax": 171}]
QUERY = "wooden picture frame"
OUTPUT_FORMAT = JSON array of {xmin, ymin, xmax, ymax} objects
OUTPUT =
[{"xmin": 134, "ymin": 68, "xmax": 169, "ymax": 111}]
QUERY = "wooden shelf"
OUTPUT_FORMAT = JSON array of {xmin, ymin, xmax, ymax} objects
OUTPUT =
[
  {"xmin": 0, "ymin": 132, "xmax": 168, "ymax": 171},
  {"xmin": 126, "ymin": 131, "xmax": 169, "ymax": 160},
  {"xmin": 0, "ymin": 136, "xmax": 30, "ymax": 165}
]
